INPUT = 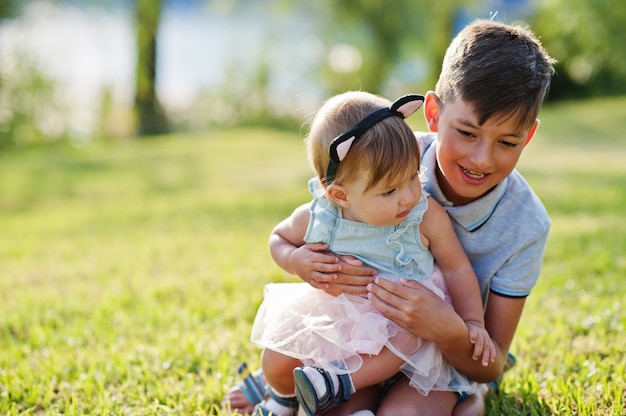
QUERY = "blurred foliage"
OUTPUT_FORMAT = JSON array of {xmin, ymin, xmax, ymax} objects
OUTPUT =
[
  {"xmin": 1, "ymin": 0, "xmax": 626, "ymax": 147},
  {"xmin": 531, "ymin": 0, "xmax": 626, "ymax": 99},
  {"xmin": 174, "ymin": 54, "xmax": 304, "ymax": 132},
  {"xmin": 0, "ymin": 0, "xmax": 16, "ymax": 17},
  {"xmin": 0, "ymin": 52, "xmax": 68, "ymax": 147},
  {"xmin": 314, "ymin": 0, "xmax": 626, "ymax": 100},
  {"xmin": 309, "ymin": 0, "xmax": 473, "ymax": 95}
]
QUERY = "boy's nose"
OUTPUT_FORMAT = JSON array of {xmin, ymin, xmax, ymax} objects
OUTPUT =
[{"xmin": 470, "ymin": 143, "xmax": 494, "ymax": 169}]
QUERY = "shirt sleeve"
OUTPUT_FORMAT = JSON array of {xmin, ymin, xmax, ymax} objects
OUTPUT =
[{"xmin": 489, "ymin": 224, "xmax": 550, "ymax": 297}]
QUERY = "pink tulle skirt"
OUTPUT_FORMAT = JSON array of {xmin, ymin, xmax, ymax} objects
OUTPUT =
[{"xmin": 251, "ymin": 268, "xmax": 476, "ymax": 395}]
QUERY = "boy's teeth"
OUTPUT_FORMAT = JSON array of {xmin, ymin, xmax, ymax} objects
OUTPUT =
[{"xmin": 463, "ymin": 167, "xmax": 486, "ymax": 178}]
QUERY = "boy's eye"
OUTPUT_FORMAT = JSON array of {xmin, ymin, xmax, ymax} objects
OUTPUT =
[
  {"xmin": 500, "ymin": 140, "xmax": 519, "ymax": 148},
  {"xmin": 383, "ymin": 188, "xmax": 396, "ymax": 197},
  {"xmin": 458, "ymin": 129, "xmax": 474, "ymax": 137}
]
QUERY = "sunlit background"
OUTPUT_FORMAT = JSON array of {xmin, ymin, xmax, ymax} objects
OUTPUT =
[
  {"xmin": 1, "ymin": 0, "xmax": 625, "ymax": 144},
  {"xmin": 1, "ymin": 2, "xmax": 626, "ymax": 414}
]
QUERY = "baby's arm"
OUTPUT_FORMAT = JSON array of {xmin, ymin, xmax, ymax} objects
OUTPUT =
[
  {"xmin": 269, "ymin": 204, "xmax": 376, "ymax": 294},
  {"xmin": 420, "ymin": 198, "xmax": 496, "ymax": 366},
  {"xmin": 270, "ymin": 204, "xmax": 322, "ymax": 280},
  {"xmin": 269, "ymin": 203, "xmax": 345, "ymax": 289}
]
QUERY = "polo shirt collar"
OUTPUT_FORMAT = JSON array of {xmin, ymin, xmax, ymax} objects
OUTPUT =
[{"xmin": 422, "ymin": 140, "xmax": 508, "ymax": 232}]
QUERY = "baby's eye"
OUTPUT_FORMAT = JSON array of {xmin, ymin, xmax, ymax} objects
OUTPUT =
[{"xmin": 383, "ymin": 188, "xmax": 396, "ymax": 197}]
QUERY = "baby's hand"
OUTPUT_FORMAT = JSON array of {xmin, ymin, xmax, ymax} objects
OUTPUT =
[{"xmin": 466, "ymin": 321, "xmax": 496, "ymax": 366}]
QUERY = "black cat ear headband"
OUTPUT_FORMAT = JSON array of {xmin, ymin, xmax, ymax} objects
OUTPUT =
[{"xmin": 325, "ymin": 94, "xmax": 425, "ymax": 184}]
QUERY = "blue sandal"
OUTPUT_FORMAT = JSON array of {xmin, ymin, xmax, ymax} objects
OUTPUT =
[
  {"xmin": 237, "ymin": 362, "xmax": 266, "ymax": 405},
  {"xmin": 293, "ymin": 366, "xmax": 352, "ymax": 416}
]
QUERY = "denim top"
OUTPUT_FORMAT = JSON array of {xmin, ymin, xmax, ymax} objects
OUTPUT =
[{"xmin": 304, "ymin": 177, "xmax": 433, "ymax": 282}]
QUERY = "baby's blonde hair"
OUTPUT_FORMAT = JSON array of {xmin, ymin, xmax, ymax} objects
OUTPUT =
[{"xmin": 306, "ymin": 91, "xmax": 420, "ymax": 191}]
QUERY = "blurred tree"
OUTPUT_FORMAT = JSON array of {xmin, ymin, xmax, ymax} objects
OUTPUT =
[
  {"xmin": 0, "ymin": 52, "xmax": 68, "ymax": 147},
  {"xmin": 134, "ymin": 0, "xmax": 169, "ymax": 136},
  {"xmin": 0, "ymin": 0, "xmax": 22, "ymax": 18},
  {"xmin": 423, "ymin": 0, "xmax": 460, "ymax": 90},
  {"xmin": 312, "ymin": 0, "xmax": 473, "ymax": 95},
  {"xmin": 532, "ymin": 0, "xmax": 626, "ymax": 99},
  {"xmin": 0, "ymin": 1, "xmax": 69, "ymax": 147}
]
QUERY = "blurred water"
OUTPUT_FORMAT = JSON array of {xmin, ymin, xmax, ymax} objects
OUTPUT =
[{"xmin": 0, "ymin": 1, "xmax": 322, "ymax": 134}]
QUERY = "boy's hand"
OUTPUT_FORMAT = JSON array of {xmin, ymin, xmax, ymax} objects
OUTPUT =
[
  {"xmin": 288, "ymin": 243, "xmax": 376, "ymax": 297},
  {"xmin": 328, "ymin": 255, "xmax": 377, "ymax": 297},
  {"xmin": 466, "ymin": 321, "xmax": 496, "ymax": 366}
]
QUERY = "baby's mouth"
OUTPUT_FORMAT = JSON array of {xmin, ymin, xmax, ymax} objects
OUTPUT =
[{"xmin": 462, "ymin": 166, "xmax": 487, "ymax": 179}]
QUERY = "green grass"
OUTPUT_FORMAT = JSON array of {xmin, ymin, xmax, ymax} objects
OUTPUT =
[{"xmin": 0, "ymin": 97, "xmax": 625, "ymax": 415}]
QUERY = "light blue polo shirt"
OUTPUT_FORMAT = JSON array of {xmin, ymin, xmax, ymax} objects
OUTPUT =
[{"xmin": 417, "ymin": 133, "xmax": 550, "ymax": 305}]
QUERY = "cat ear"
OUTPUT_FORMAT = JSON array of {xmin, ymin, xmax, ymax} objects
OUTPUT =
[
  {"xmin": 396, "ymin": 99, "xmax": 424, "ymax": 118},
  {"xmin": 335, "ymin": 136, "xmax": 356, "ymax": 161},
  {"xmin": 391, "ymin": 94, "xmax": 424, "ymax": 118}
]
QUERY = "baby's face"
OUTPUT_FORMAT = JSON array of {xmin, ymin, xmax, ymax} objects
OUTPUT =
[{"xmin": 339, "ymin": 169, "xmax": 423, "ymax": 227}]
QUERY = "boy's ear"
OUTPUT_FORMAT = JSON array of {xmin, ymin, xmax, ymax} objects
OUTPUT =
[
  {"xmin": 424, "ymin": 92, "xmax": 440, "ymax": 132},
  {"xmin": 326, "ymin": 185, "xmax": 350, "ymax": 207},
  {"xmin": 524, "ymin": 119, "xmax": 540, "ymax": 146}
]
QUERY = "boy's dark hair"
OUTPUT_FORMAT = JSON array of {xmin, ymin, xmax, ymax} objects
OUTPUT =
[{"xmin": 436, "ymin": 19, "xmax": 556, "ymax": 129}]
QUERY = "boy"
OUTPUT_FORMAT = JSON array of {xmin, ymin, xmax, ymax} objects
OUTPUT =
[{"xmin": 224, "ymin": 19, "xmax": 555, "ymax": 415}]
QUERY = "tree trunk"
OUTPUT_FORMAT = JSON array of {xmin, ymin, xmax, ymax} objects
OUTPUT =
[{"xmin": 134, "ymin": 0, "xmax": 168, "ymax": 136}]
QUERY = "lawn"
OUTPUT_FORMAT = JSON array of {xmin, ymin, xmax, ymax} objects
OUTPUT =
[{"xmin": 0, "ymin": 96, "xmax": 625, "ymax": 415}]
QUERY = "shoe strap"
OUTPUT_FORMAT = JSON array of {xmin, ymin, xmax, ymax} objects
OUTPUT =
[
  {"xmin": 268, "ymin": 387, "xmax": 299, "ymax": 409},
  {"xmin": 333, "ymin": 373, "xmax": 352, "ymax": 403}
]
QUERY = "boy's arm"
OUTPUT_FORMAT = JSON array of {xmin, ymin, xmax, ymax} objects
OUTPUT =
[
  {"xmin": 368, "ymin": 194, "xmax": 528, "ymax": 381},
  {"xmin": 368, "ymin": 277, "xmax": 519, "ymax": 382}
]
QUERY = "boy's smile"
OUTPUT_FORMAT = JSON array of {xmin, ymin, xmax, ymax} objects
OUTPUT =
[{"xmin": 425, "ymin": 94, "xmax": 537, "ymax": 206}]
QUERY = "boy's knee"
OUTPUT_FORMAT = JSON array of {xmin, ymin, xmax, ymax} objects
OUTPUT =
[
  {"xmin": 452, "ymin": 384, "xmax": 489, "ymax": 416},
  {"xmin": 377, "ymin": 408, "xmax": 412, "ymax": 416},
  {"xmin": 378, "ymin": 405, "xmax": 434, "ymax": 416}
]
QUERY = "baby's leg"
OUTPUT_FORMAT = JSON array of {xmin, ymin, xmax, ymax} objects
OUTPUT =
[
  {"xmin": 350, "ymin": 346, "xmax": 406, "ymax": 390},
  {"xmin": 258, "ymin": 348, "xmax": 301, "ymax": 415},
  {"xmin": 261, "ymin": 348, "xmax": 301, "ymax": 394},
  {"xmin": 292, "ymin": 347, "xmax": 406, "ymax": 415},
  {"xmin": 377, "ymin": 375, "xmax": 457, "ymax": 416}
]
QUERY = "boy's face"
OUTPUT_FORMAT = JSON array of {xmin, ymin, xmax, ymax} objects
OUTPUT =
[{"xmin": 426, "ymin": 95, "xmax": 537, "ymax": 206}]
